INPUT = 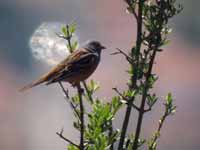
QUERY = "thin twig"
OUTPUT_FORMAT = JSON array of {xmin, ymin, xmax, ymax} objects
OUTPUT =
[
  {"xmin": 56, "ymin": 128, "xmax": 79, "ymax": 148},
  {"xmin": 111, "ymin": 48, "xmax": 134, "ymax": 64},
  {"xmin": 83, "ymin": 81, "xmax": 93, "ymax": 103},
  {"xmin": 124, "ymin": 0, "xmax": 138, "ymax": 21},
  {"xmin": 112, "ymin": 88, "xmax": 129, "ymax": 101},
  {"xmin": 148, "ymin": 108, "xmax": 168, "ymax": 150},
  {"xmin": 144, "ymin": 107, "xmax": 151, "ymax": 112},
  {"xmin": 66, "ymin": 25, "xmax": 73, "ymax": 53},
  {"xmin": 112, "ymin": 88, "xmax": 140, "ymax": 111},
  {"xmin": 59, "ymin": 81, "xmax": 69, "ymax": 99},
  {"xmin": 58, "ymin": 82, "xmax": 80, "ymax": 119}
]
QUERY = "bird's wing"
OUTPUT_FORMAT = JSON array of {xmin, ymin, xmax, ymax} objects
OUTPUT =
[
  {"xmin": 37, "ymin": 48, "xmax": 89, "ymax": 80},
  {"xmin": 19, "ymin": 48, "xmax": 88, "ymax": 91},
  {"xmin": 47, "ymin": 50, "xmax": 98, "ymax": 84}
]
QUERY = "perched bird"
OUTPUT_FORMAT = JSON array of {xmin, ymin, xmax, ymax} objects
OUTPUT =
[{"xmin": 19, "ymin": 41, "xmax": 106, "ymax": 92}]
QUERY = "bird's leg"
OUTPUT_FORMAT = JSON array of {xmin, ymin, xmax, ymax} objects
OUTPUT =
[
  {"xmin": 73, "ymin": 82, "xmax": 84, "ymax": 94},
  {"xmin": 78, "ymin": 86, "xmax": 84, "ymax": 94}
]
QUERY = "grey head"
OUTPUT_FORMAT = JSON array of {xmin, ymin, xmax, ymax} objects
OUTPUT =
[{"xmin": 84, "ymin": 41, "xmax": 106, "ymax": 54}]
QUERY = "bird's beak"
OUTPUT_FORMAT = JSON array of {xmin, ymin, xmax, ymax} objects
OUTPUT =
[{"xmin": 101, "ymin": 45, "xmax": 106, "ymax": 49}]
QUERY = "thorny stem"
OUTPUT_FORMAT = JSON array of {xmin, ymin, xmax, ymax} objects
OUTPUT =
[{"xmin": 117, "ymin": 0, "xmax": 144, "ymax": 149}]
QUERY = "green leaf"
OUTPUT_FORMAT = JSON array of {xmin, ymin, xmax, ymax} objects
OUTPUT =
[
  {"xmin": 62, "ymin": 26, "xmax": 68, "ymax": 37},
  {"xmin": 72, "ymin": 41, "xmax": 78, "ymax": 50},
  {"xmin": 123, "ymin": 89, "xmax": 136, "ymax": 99},
  {"xmin": 148, "ymin": 74, "xmax": 158, "ymax": 88},
  {"xmin": 67, "ymin": 144, "xmax": 79, "ymax": 150},
  {"xmin": 166, "ymin": 92, "xmax": 173, "ymax": 106},
  {"xmin": 147, "ymin": 93, "xmax": 158, "ymax": 107},
  {"xmin": 69, "ymin": 22, "xmax": 77, "ymax": 34}
]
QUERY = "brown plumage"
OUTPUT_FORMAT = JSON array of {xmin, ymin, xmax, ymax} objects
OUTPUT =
[{"xmin": 19, "ymin": 41, "xmax": 106, "ymax": 92}]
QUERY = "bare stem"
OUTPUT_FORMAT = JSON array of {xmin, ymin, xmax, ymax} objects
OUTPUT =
[
  {"xmin": 59, "ymin": 81, "xmax": 69, "ymax": 99},
  {"xmin": 56, "ymin": 128, "xmax": 79, "ymax": 148},
  {"xmin": 117, "ymin": 0, "xmax": 144, "ymax": 149},
  {"xmin": 111, "ymin": 48, "xmax": 134, "ymax": 64},
  {"xmin": 58, "ymin": 82, "xmax": 80, "ymax": 120},
  {"xmin": 77, "ymin": 84, "xmax": 85, "ymax": 150},
  {"xmin": 132, "ymin": 50, "xmax": 157, "ymax": 150}
]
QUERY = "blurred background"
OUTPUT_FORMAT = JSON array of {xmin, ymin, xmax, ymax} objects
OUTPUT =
[{"xmin": 0, "ymin": 0, "xmax": 200, "ymax": 150}]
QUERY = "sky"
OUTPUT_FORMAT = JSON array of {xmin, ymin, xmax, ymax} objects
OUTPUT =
[{"xmin": 0, "ymin": 0, "xmax": 200, "ymax": 150}]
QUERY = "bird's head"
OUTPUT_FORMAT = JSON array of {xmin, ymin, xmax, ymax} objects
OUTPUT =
[{"xmin": 84, "ymin": 41, "xmax": 106, "ymax": 54}]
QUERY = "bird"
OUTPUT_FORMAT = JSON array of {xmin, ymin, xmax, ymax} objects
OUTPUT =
[{"xmin": 19, "ymin": 41, "xmax": 106, "ymax": 92}]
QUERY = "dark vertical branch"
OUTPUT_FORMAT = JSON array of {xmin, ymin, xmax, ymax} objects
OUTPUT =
[
  {"xmin": 77, "ymin": 83, "xmax": 85, "ymax": 150},
  {"xmin": 132, "ymin": 1, "xmax": 166, "ymax": 148},
  {"xmin": 132, "ymin": 50, "xmax": 157, "ymax": 150},
  {"xmin": 117, "ymin": 0, "xmax": 144, "ymax": 149},
  {"xmin": 109, "ymin": 121, "xmax": 114, "ymax": 150}
]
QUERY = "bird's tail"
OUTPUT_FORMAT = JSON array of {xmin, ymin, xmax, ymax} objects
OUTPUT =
[{"xmin": 19, "ymin": 76, "xmax": 47, "ymax": 92}]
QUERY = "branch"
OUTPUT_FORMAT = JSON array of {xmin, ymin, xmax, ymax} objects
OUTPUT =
[
  {"xmin": 62, "ymin": 23, "xmax": 84, "ymax": 150},
  {"xmin": 77, "ymin": 84, "xmax": 85, "ymax": 150},
  {"xmin": 144, "ymin": 107, "xmax": 151, "ymax": 113},
  {"xmin": 111, "ymin": 48, "xmax": 134, "ymax": 64},
  {"xmin": 118, "ymin": 0, "xmax": 145, "ymax": 149},
  {"xmin": 108, "ymin": 122, "xmax": 114, "ymax": 150},
  {"xmin": 133, "ymin": 10, "xmax": 138, "ymax": 21},
  {"xmin": 66, "ymin": 24, "xmax": 73, "ymax": 53},
  {"xmin": 124, "ymin": 0, "xmax": 138, "ymax": 21},
  {"xmin": 112, "ymin": 88, "xmax": 129, "ymax": 101},
  {"xmin": 82, "ymin": 81, "xmax": 93, "ymax": 103},
  {"xmin": 148, "ymin": 109, "xmax": 168, "ymax": 150},
  {"xmin": 132, "ymin": 50, "xmax": 157, "ymax": 150},
  {"xmin": 112, "ymin": 88, "xmax": 140, "ymax": 111},
  {"xmin": 56, "ymin": 128, "xmax": 79, "ymax": 148},
  {"xmin": 56, "ymin": 24, "xmax": 73, "ymax": 53},
  {"xmin": 58, "ymin": 82, "xmax": 80, "ymax": 120},
  {"xmin": 59, "ymin": 81, "xmax": 69, "ymax": 99}
]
